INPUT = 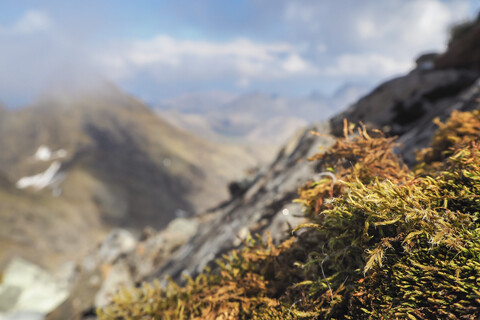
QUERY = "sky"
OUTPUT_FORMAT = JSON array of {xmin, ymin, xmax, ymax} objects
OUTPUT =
[{"xmin": 0, "ymin": 0, "xmax": 479, "ymax": 108}]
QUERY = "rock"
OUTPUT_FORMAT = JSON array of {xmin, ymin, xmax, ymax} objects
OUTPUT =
[
  {"xmin": 415, "ymin": 52, "xmax": 438, "ymax": 71},
  {"xmin": 330, "ymin": 68, "xmax": 480, "ymax": 165},
  {"xmin": 397, "ymin": 77, "xmax": 480, "ymax": 164},
  {"xmin": 0, "ymin": 258, "xmax": 69, "ymax": 319},
  {"xmin": 145, "ymin": 122, "xmax": 335, "ymax": 284},
  {"xmin": 0, "ymin": 311, "xmax": 44, "ymax": 320},
  {"xmin": 95, "ymin": 229, "xmax": 137, "ymax": 266},
  {"xmin": 47, "ymin": 229, "xmax": 137, "ymax": 320},
  {"xmin": 94, "ymin": 262, "xmax": 133, "ymax": 308},
  {"xmin": 48, "ymin": 219, "xmax": 200, "ymax": 319},
  {"xmin": 435, "ymin": 14, "xmax": 480, "ymax": 70},
  {"xmin": 46, "ymin": 268, "xmax": 102, "ymax": 320}
]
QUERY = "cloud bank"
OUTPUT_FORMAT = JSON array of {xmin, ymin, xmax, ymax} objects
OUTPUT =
[{"xmin": 0, "ymin": 1, "xmax": 476, "ymax": 107}]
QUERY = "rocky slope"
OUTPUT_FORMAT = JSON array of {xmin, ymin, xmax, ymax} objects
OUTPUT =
[
  {"xmin": 133, "ymin": 17, "xmax": 480, "ymax": 289},
  {"xmin": 330, "ymin": 68, "xmax": 480, "ymax": 165},
  {"xmin": 0, "ymin": 83, "xmax": 262, "ymax": 271},
  {"xmin": 45, "ymin": 63, "xmax": 480, "ymax": 316},
  {"xmin": 45, "ymin": 122, "xmax": 334, "ymax": 319}
]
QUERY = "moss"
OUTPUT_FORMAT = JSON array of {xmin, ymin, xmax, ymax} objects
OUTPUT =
[
  {"xmin": 100, "ymin": 107, "xmax": 480, "ymax": 319},
  {"xmin": 417, "ymin": 109, "xmax": 480, "ymax": 166}
]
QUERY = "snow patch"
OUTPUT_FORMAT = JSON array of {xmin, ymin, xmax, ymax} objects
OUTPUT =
[
  {"xmin": 33, "ymin": 145, "xmax": 67, "ymax": 162},
  {"xmin": 16, "ymin": 161, "xmax": 65, "ymax": 194}
]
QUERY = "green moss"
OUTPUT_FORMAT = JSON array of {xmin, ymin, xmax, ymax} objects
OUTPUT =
[{"xmin": 100, "ymin": 108, "xmax": 480, "ymax": 319}]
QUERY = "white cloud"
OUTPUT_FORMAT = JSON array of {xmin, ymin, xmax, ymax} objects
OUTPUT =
[
  {"xmin": 282, "ymin": 54, "xmax": 309, "ymax": 73},
  {"xmin": 98, "ymin": 35, "xmax": 316, "ymax": 84},
  {"xmin": 236, "ymin": 78, "xmax": 250, "ymax": 88},
  {"xmin": 0, "ymin": 2, "xmax": 477, "ymax": 106},
  {"xmin": 285, "ymin": 0, "xmax": 472, "ymax": 59},
  {"xmin": 281, "ymin": 0, "xmax": 474, "ymax": 82},
  {"xmin": 325, "ymin": 53, "xmax": 413, "ymax": 77},
  {"xmin": 0, "ymin": 11, "xmax": 99, "ymax": 107}
]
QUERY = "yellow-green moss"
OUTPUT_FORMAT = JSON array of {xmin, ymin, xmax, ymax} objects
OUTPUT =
[{"xmin": 100, "ymin": 108, "xmax": 480, "ymax": 319}]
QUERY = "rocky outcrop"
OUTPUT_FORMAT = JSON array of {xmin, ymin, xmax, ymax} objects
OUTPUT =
[
  {"xmin": 47, "ymin": 67, "xmax": 480, "ymax": 320},
  {"xmin": 57, "ymin": 65, "xmax": 480, "ymax": 316},
  {"xmin": 47, "ymin": 219, "xmax": 200, "ymax": 320},
  {"xmin": 329, "ymin": 14, "xmax": 480, "ymax": 165},
  {"xmin": 46, "ymin": 123, "xmax": 334, "ymax": 319},
  {"xmin": 147, "ymin": 123, "xmax": 334, "ymax": 284},
  {"xmin": 330, "ymin": 68, "xmax": 480, "ymax": 164},
  {"xmin": 435, "ymin": 14, "xmax": 480, "ymax": 70},
  {"xmin": 0, "ymin": 258, "xmax": 71, "ymax": 320}
]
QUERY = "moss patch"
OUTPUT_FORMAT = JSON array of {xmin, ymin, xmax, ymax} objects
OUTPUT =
[{"xmin": 100, "ymin": 108, "xmax": 480, "ymax": 319}]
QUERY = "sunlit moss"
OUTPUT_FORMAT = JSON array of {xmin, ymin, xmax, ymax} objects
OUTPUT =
[{"xmin": 100, "ymin": 107, "xmax": 480, "ymax": 319}]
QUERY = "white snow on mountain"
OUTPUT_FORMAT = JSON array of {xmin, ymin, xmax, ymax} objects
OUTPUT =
[
  {"xmin": 33, "ymin": 145, "xmax": 67, "ymax": 162},
  {"xmin": 16, "ymin": 161, "xmax": 65, "ymax": 194}
]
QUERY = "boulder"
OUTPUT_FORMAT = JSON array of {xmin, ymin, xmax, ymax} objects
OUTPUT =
[{"xmin": 0, "ymin": 258, "xmax": 69, "ymax": 319}]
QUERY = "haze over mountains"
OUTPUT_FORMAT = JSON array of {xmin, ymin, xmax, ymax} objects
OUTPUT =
[
  {"xmin": 0, "ymin": 83, "xmax": 266, "ymax": 270},
  {"xmin": 0, "ymin": 67, "xmax": 368, "ymax": 273},
  {"xmin": 157, "ymin": 83, "xmax": 369, "ymax": 146}
]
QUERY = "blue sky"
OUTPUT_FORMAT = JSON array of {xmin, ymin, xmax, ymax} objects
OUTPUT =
[{"xmin": 0, "ymin": 0, "xmax": 479, "ymax": 107}]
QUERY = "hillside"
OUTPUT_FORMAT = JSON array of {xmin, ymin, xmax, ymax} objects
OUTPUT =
[{"xmin": 0, "ymin": 84, "xmax": 261, "ymax": 270}]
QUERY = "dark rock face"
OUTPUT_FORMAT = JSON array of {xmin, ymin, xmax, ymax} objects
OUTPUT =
[
  {"xmin": 397, "ymin": 78, "xmax": 480, "ymax": 164},
  {"xmin": 435, "ymin": 14, "xmax": 480, "ymax": 70},
  {"xmin": 330, "ymin": 69, "xmax": 480, "ymax": 165}
]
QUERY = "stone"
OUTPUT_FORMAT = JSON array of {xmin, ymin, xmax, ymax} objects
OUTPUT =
[
  {"xmin": 0, "ymin": 258, "xmax": 68, "ymax": 318},
  {"xmin": 95, "ymin": 262, "xmax": 133, "ymax": 308}
]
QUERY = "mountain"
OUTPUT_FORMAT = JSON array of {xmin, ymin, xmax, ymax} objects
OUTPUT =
[
  {"xmin": 157, "ymin": 91, "xmax": 238, "ymax": 114},
  {"xmin": 157, "ymin": 85, "xmax": 369, "ymax": 149},
  {"xmin": 0, "ymin": 83, "xmax": 261, "ymax": 270}
]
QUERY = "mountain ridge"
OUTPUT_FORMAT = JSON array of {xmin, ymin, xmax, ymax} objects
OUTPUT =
[{"xmin": 0, "ymin": 83, "xmax": 262, "ymax": 270}]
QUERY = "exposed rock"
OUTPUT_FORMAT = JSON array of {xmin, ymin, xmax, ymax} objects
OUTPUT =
[
  {"xmin": 94, "ymin": 262, "xmax": 133, "ymax": 309},
  {"xmin": 415, "ymin": 52, "xmax": 438, "ymax": 71},
  {"xmin": 0, "ymin": 258, "xmax": 69, "ymax": 319},
  {"xmin": 330, "ymin": 69, "xmax": 480, "ymax": 165},
  {"xmin": 436, "ymin": 14, "xmax": 480, "ymax": 70},
  {"xmin": 145, "ymin": 122, "xmax": 335, "ymax": 284},
  {"xmin": 397, "ymin": 78, "xmax": 480, "ymax": 164},
  {"xmin": 46, "ymin": 268, "xmax": 102, "ymax": 320},
  {"xmin": 0, "ymin": 311, "xmax": 44, "ymax": 320},
  {"xmin": 93, "ymin": 229, "xmax": 136, "ymax": 266},
  {"xmin": 48, "ymin": 218, "xmax": 200, "ymax": 319}
]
